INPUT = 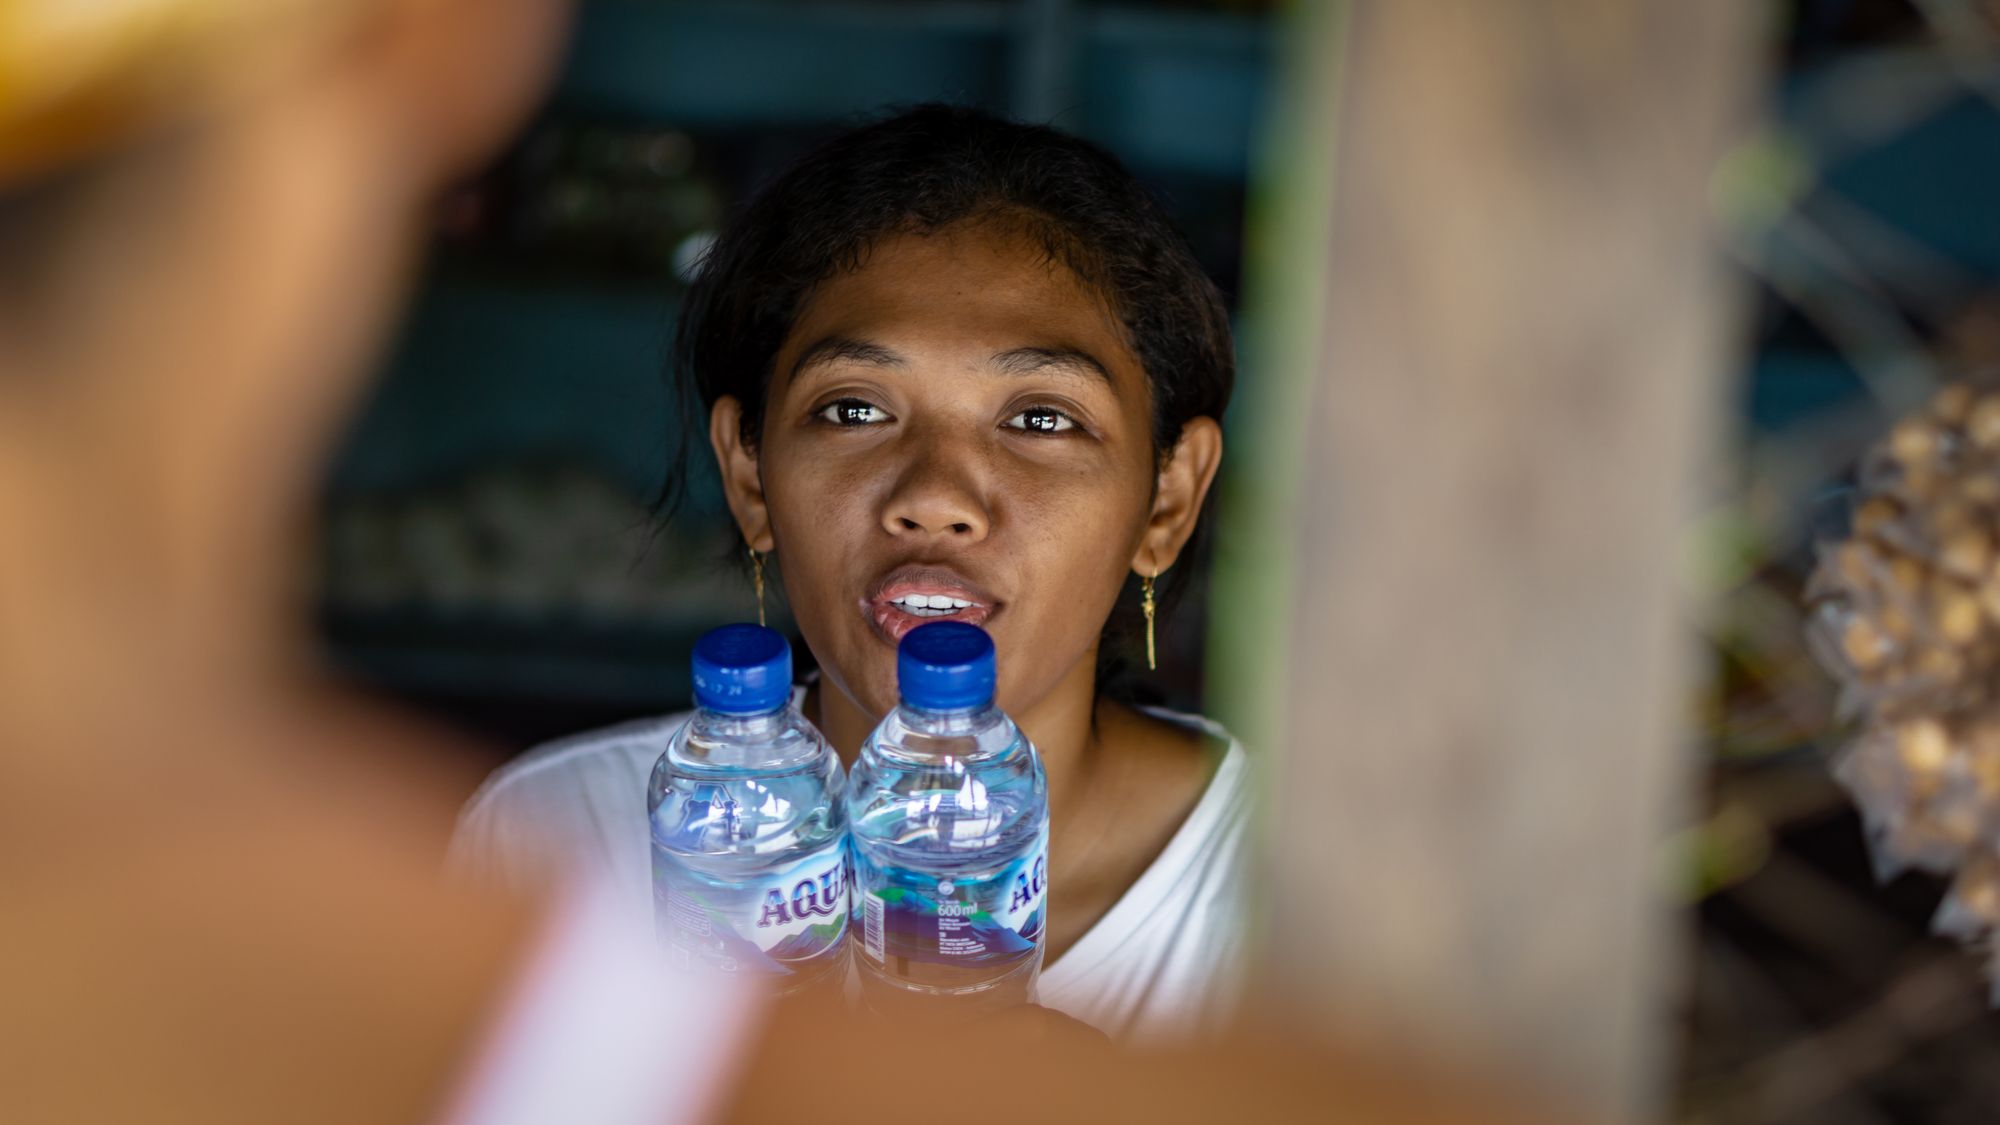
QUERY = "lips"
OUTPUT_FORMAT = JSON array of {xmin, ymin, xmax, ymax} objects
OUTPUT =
[{"xmin": 861, "ymin": 564, "xmax": 1001, "ymax": 645}]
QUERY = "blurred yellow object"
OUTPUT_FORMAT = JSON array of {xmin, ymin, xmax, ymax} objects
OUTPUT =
[{"xmin": 0, "ymin": 0, "xmax": 370, "ymax": 187}]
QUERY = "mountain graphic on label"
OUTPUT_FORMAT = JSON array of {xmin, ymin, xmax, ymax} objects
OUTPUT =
[
  {"xmin": 700, "ymin": 919, "xmax": 784, "ymax": 974},
  {"xmin": 1017, "ymin": 904, "xmax": 1044, "ymax": 943},
  {"xmin": 765, "ymin": 916, "xmax": 847, "ymax": 964}
]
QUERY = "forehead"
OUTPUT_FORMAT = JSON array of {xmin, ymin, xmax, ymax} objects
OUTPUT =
[{"xmin": 776, "ymin": 221, "xmax": 1141, "ymax": 380}]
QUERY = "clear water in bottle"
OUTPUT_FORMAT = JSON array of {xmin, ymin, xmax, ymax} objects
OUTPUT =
[
  {"xmin": 845, "ymin": 622, "xmax": 1050, "ymax": 1014},
  {"xmin": 648, "ymin": 624, "xmax": 848, "ymax": 991}
]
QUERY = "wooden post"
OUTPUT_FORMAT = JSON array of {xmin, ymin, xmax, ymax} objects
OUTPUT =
[{"xmin": 1219, "ymin": 2, "xmax": 1760, "ymax": 1118}]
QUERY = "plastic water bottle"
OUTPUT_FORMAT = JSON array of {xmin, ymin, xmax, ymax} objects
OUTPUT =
[
  {"xmin": 648, "ymin": 624, "xmax": 848, "ymax": 991},
  {"xmin": 845, "ymin": 622, "xmax": 1050, "ymax": 1013}
]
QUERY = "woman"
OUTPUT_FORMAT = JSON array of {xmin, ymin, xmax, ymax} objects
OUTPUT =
[{"xmin": 454, "ymin": 105, "xmax": 1249, "ymax": 1042}]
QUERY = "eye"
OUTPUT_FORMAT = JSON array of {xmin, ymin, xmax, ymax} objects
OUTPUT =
[
  {"xmin": 816, "ymin": 398, "xmax": 892, "ymax": 426},
  {"xmin": 1005, "ymin": 406, "xmax": 1078, "ymax": 435}
]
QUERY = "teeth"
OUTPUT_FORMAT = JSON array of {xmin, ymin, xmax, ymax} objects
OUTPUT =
[{"xmin": 889, "ymin": 593, "xmax": 977, "ymax": 614}]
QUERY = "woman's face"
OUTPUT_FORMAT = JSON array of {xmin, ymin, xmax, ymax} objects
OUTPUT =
[{"xmin": 727, "ymin": 220, "xmax": 1163, "ymax": 720}]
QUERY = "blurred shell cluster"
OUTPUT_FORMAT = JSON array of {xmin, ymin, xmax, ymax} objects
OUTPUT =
[
  {"xmin": 322, "ymin": 463, "xmax": 745, "ymax": 622},
  {"xmin": 1807, "ymin": 377, "xmax": 2000, "ymax": 992}
]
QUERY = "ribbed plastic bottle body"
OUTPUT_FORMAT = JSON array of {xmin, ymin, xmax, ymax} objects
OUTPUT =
[{"xmin": 647, "ymin": 706, "xmax": 849, "ymax": 991}]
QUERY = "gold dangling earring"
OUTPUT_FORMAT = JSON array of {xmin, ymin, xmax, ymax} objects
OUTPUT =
[
  {"xmin": 749, "ymin": 545, "xmax": 767, "ymax": 627},
  {"xmin": 1141, "ymin": 569, "xmax": 1158, "ymax": 671}
]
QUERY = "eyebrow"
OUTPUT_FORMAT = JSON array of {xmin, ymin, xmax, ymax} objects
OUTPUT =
[
  {"xmin": 789, "ymin": 336, "xmax": 907, "ymax": 380},
  {"xmin": 788, "ymin": 337, "xmax": 1114, "ymax": 388},
  {"xmin": 989, "ymin": 346, "xmax": 1114, "ymax": 386}
]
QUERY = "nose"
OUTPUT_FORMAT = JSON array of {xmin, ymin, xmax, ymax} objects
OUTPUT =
[{"xmin": 880, "ymin": 434, "xmax": 991, "ymax": 544}]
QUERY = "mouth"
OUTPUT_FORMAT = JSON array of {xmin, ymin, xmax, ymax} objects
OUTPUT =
[{"xmin": 861, "ymin": 565, "xmax": 1001, "ymax": 645}]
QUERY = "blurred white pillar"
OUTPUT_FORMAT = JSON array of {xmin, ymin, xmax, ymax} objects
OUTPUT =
[{"xmin": 1220, "ymin": 2, "xmax": 1759, "ymax": 1118}]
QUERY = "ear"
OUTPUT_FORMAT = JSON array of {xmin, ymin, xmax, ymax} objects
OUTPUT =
[
  {"xmin": 1132, "ymin": 417, "xmax": 1224, "ymax": 577},
  {"xmin": 710, "ymin": 396, "xmax": 774, "ymax": 552}
]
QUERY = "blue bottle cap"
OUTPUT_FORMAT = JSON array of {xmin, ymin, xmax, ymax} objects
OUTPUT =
[
  {"xmin": 691, "ymin": 624, "xmax": 792, "ymax": 715},
  {"xmin": 897, "ymin": 622, "xmax": 996, "ymax": 712}
]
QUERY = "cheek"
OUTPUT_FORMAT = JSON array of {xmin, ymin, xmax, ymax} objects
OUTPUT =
[
  {"xmin": 761, "ymin": 449, "xmax": 872, "ymax": 591},
  {"xmin": 988, "ymin": 467, "xmax": 1151, "ymax": 697},
  {"xmin": 759, "ymin": 445, "xmax": 892, "ymax": 663},
  {"xmin": 1003, "ymin": 454, "xmax": 1150, "ymax": 556}
]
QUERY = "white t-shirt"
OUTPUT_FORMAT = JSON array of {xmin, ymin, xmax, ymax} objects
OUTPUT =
[{"xmin": 448, "ymin": 700, "xmax": 1253, "ymax": 1043}]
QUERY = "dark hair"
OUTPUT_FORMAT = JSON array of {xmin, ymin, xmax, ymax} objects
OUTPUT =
[{"xmin": 666, "ymin": 104, "xmax": 1235, "ymax": 692}]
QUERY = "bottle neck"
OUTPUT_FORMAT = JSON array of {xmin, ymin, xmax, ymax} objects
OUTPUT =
[
  {"xmin": 694, "ymin": 707, "xmax": 789, "ymax": 735},
  {"xmin": 679, "ymin": 706, "xmax": 797, "ymax": 767},
  {"xmin": 896, "ymin": 699, "xmax": 1001, "ymax": 740}
]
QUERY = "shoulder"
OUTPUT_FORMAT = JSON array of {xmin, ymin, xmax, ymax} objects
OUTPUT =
[
  {"xmin": 1137, "ymin": 706, "xmax": 1252, "ymax": 808},
  {"xmin": 1084, "ymin": 701, "xmax": 1255, "ymax": 921},
  {"xmin": 462, "ymin": 712, "xmax": 687, "ymax": 816},
  {"xmin": 1040, "ymin": 705, "xmax": 1253, "ymax": 1039},
  {"xmin": 1093, "ymin": 702, "xmax": 1256, "ymax": 931},
  {"xmin": 1128, "ymin": 704, "xmax": 1253, "ymax": 849},
  {"xmin": 1095, "ymin": 701, "xmax": 1248, "ymax": 824},
  {"xmin": 448, "ymin": 711, "xmax": 691, "ymax": 885}
]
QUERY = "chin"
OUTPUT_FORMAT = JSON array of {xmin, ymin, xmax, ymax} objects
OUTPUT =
[
  {"xmin": 821, "ymin": 641, "xmax": 900, "ymax": 721},
  {"xmin": 856, "ymin": 671, "xmax": 902, "ymax": 721}
]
